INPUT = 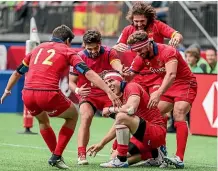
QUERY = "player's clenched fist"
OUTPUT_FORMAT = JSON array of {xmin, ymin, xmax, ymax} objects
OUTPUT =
[{"xmin": 87, "ymin": 143, "xmax": 104, "ymax": 157}]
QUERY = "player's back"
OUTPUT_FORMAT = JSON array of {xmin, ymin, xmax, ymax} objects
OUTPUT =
[{"xmin": 24, "ymin": 42, "xmax": 77, "ymax": 90}]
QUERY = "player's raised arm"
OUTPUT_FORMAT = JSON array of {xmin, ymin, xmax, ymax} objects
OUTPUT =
[{"xmin": 0, "ymin": 58, "xmax": 30, "ymax": 104}]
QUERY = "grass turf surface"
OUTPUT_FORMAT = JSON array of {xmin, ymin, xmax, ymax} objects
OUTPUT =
[{"xmin": 0, "ymin": 114, "xmax": 217, "ymax": 171}]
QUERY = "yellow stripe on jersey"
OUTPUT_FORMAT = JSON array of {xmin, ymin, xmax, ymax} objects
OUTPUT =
[
  {"xmin": 171, "ymin": 31, "xmax": 179, "ymax": 38},
  {"xmin": 110, "ymin": 59, "xmax": 121, "ymax": 65},
  {"xmin": 22, "ymin": 60, "xmax": 29, "ymax": 67}
]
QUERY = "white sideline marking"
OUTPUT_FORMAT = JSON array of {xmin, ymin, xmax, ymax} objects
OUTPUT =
[
  {"xmin": 0, "ymin": 143, "xmax": 108, "ymax": 157},
  {"xmin": 0, "ymin": 143, "xmax": 217, "ymax": 168}
]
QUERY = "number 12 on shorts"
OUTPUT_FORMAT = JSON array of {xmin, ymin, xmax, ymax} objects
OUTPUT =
[{"xmin": 34, "ymin": 48, "xmax": 56, "ymax": 66}]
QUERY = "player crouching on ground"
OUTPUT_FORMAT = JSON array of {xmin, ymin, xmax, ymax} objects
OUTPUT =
[
  {"xmin": 0, "ymin": 25, "xmax": 121, "ymax": 169},
  {"xmin": 87, "ymin": 71, "xmax": 166, "ymax": 168}
]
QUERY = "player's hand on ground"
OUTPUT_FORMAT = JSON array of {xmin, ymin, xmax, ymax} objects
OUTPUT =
[
  {"xmin": 87, "ymin": 143, "xmax": 104, "ymax": 157},
  {"xmin": 147, "ymin": 91, "xmax": 161, "ymax": 109},
  {"xmin": 0, "ymin": 90, "xmax": 11, "ymax": 104},
  {"xmin": 113, "ymin": 43, "xmax": 128, "ymax": 52},
  {"xmin": 78, "ymin": 83, "xmax": 91, "ymax": 97},
  {"xmin": 107, "ymin": 91, "xmax": 122, "ymax": 108}
]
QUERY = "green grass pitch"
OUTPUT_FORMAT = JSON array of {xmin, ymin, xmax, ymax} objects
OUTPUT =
[{"xmin": 0, "ymin": 114, "xmax": 217, "ymax": 171}]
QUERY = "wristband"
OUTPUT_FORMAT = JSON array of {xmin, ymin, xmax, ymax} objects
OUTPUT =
[
  {"xmin": 108, "ymin": 106, "xmax": 115, "ymax": 113},
  {"xmin": 75, "ymin": 87, "xmax": 79, "ymax": 95},
  {"xmin": 5, "ymin": 89, "xmax": 11, "ymax": 94}
]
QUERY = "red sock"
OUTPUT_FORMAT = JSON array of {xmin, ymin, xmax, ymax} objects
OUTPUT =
[
  {"xmin": 78, "ymin": 146, "xmax": 86, "ymax": 157},
  {"xmin": 40, "ymin": 127, "xmax": 57, "ymax": 153},
  {"xmin": 112, "ymin": 139, "xmax": 118, "ymax": 150},
  {"xmin": 117, "ymin": 144, "xmax": 128, "ymax": 157},
  {"xmin": 54, "ymin": 126, "xmax": 74, "ymax": 156},
  {"xmin": 174, "ymin": 121, "xmax": 188, "ymax": 161}
]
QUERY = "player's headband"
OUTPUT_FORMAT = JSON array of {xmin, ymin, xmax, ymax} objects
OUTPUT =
[
  {"xmin": 129, "ymin": 39, "xmax": 150, "ymax": 51},
  {"xmin": 104, "ymin": 72, "xmax": 123, "ymax": 82}
]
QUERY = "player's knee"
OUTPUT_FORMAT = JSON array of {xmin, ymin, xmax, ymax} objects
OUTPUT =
[
  {"xmin": 173, "ymin": 107, "xmax": 187, "ymax": 121},
  {"xmin": 116, "ymin": 112, "xmax": 128, "ymax": 125},
  {"xmin": 80, "ymin": 112, "xmax": 94, "ymax": 126}
]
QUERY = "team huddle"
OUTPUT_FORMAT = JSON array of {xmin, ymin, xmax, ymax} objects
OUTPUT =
[{"xmin": 0, "ymin": 2, "xmax": 197, "ymax": 170}]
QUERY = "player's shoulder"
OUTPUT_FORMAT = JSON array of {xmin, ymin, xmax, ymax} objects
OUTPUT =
[
  {"xmin": 157, "ymin": 43, "xmax": 176, "ymax": 54},
  {"xmin": 126, "ymin": 82, "xmax": 142, "ymax": 91},
  {"xmin": 122, "ymin": 25, "xmax": 135, "ymax": 33},
  {"xmin": 101, "ymin": 45, "xmax": 111, "ymax": 52}
]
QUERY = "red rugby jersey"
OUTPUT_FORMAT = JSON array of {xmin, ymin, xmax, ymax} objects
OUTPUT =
[
  {"xmin": 70, "ymin": 46, "xmax": 120, "ymax": 96},
  {"xmin": 118, "ymin": 20, "xmax": 176, "ymax": 44},
  {"xmin": 131, "ymin": 43, "xmax": 196, "ymax": 86},
  {"xmin": 23, "ymin": 42, "xmax": 84, "ymax": 90}
]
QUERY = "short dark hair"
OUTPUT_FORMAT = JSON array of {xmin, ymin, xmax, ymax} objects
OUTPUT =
[
  {"xmin": 126, "ymin": 2, "xmax": 156, "ymax": 26},
  {"xmin": 83, "ymin": 30, "xmax": 102, "ymax": 44},
  {"xmin": 206, "ymin": 47, "xmax": 217, "ymax": 55},
  {"xmin": 127, "ymin": 31, "xmax": 149, "ymax": 45},
  {"xmin": 52, "ymin": 25, "xmax": 74, "ymax": 42}
]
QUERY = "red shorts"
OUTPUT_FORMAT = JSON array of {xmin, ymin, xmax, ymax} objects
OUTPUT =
[
  {"xmin": 130, "ymin": 122, "xmax": 166, "ymax": 160},
  {"xmin": 161, "ymin": 80, "xmax": 197, "ymax": 104},
  {"xmin": 78, "ymin": 95, "xmax": 112, "ymax": 112},
  {"xmin": 22, "ymin": 89, "xmax": 71, "ymax": 117}
]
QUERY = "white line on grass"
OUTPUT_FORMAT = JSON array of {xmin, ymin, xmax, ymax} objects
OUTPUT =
[
  {"xmin": 0, "ymin": 143, "xmax": 217, "ymax": 168},
  {"xmin": 0, "ymin": 143, "xmax": 109, "ymax": 157}
]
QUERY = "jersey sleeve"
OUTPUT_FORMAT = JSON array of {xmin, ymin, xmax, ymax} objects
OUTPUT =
[
  {"xmin": 117, "ymin": 27, "xmax": 129, "ymax": 44},
  {"xmin": 109, "ymin": 48, "xmax": 120, "ymax": 64},
  {"xmin": 69, "ymin": 66, "xmax": 79, "ymax": 76},
  {"xmin": 125, "ymin": 83, "xmax": 142, "ymax": 99},
  {"xmin": 130, "ymin": 56, "xmax": 145, "ymax": 73},
  {"xmin": 22, "ymin": 53, "xmax": 31, "ymax": 66},
  {"xmin": 67, "ymin": 49, "xmax": 84, "ymax": 67},
  {"xmin": 157, "ymin": 20, "xmax": 177, "ymax": 39},
  {"xmin": 162, "ymin": 47, "xmax": 178, "ymax": 64}
]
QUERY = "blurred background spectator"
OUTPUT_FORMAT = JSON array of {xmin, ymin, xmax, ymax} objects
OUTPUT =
[
  {"xmin": 205, "ymin": 47, "xmax": 217, "ymax": 74},
  {"xmin": 187, "ymin": 43, "xmax": 212, "ymax": 73},
  {"xmin": 185, "ymin": 48, "xmax": 206, "ymax": 73}
]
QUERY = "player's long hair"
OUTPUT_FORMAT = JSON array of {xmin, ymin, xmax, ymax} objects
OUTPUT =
[
  {"xmin": 127, "ymin": 31, "xmax": 149, "ymax": 45},
  {"xmin": 52, "ymin": 25, "xmax": 74, "ymax": 43},
  {"xmin": 83, "ymin": 30, "xmax": 102, "ymax": 44},
  {"xmin": 126, "ymin": 2, "xmax": 156, "ymax": 26}
]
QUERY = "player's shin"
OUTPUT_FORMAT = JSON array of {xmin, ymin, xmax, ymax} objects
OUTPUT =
[
  {"xmin": 40, "ymin": 127, "xmax": 57, "ymax": 153},
  {"xmin": 54, "ymin": 126, "xmax": 74, "ymax": 156},
  {"xmin": 115, "ymin": 124, "xmax": 130, "ymax": 162},
  {"xmin": 174, "ymin": 121, "xmax": 188, "ymax": 161}
]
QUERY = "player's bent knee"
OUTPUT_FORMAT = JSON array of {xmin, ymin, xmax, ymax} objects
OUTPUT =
[{"xmin": 116, "ymin": 112, "xmax": 129, "ymax": 125}]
